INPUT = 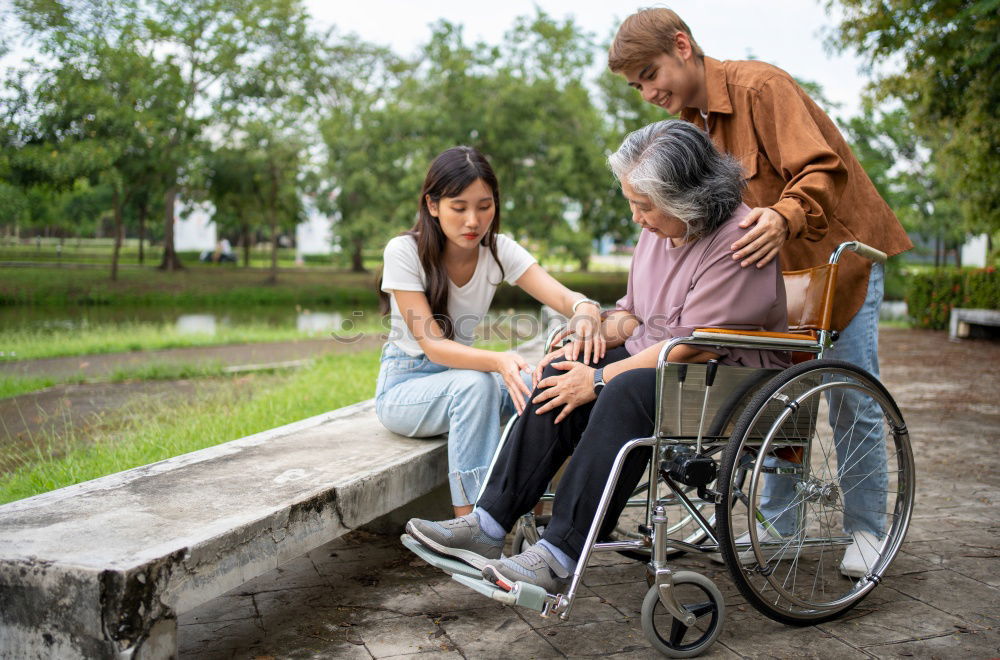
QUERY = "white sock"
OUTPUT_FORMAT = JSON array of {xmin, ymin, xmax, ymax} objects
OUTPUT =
[
  {"xmin": 474, "ymin": 508, "xmax": 507, "ymax": 540},
  {"xmin": 539, "ymin": 539, "xmax": 577, "ymax": 572}
]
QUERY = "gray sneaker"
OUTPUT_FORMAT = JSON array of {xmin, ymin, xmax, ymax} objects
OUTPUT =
[
  {"xmin": 406, "ymin": 513, "xmax": 504, "ymax": 570},
  {"xmin": 481, "ymin": 543, "xmax": 570, "ymax": 594}
]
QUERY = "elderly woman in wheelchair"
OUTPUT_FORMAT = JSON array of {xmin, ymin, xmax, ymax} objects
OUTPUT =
[{"xmin": 404, "ymin": 120, "xmax": 913, "ymax": 657}]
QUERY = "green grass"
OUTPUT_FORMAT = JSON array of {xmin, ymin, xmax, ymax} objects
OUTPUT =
[
  {"xmin": 0, "ymin": 317, "xmax": 386, "ymax": 361},
  {"xmin": 0, "ymin": 376, "xmax": 62, "ymax": 399},
  {"xmin": 0, "ymin": 241, "xmax": 386, "ymax": 271},
  {"xmin": 0, "ymin": 349, "xmax": 381, "ymax": 504},
  {"xmin": 0, "ymin": 265, "xmax": 381, "ymax": 307},
  {"xmin": 0, "ymin": 262, "xmax": 629, "ymax": 309},
  {"xmin": 0, "ymin": 362, "xmax": 241, "ymax": 400}
]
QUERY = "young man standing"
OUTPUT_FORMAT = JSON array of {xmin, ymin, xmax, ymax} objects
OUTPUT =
[{"xmin": 608, "ymin": 8, "xmax": 912, "ymax": 577}]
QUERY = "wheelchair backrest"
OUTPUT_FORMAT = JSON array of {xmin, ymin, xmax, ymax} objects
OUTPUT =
[{"xmin": 783, "ymin": 263, "xmax": 838, "ymax": 333}]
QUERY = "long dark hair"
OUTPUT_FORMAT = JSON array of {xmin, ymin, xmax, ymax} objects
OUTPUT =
[{"xmin": 378, "ymin": 146, "xmax": 505, "ymax": 339}]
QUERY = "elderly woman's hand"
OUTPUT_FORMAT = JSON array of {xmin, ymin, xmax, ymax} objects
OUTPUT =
[
  {"xmin": 732, "ymin": 207, "xmax": 789, "ymax": 268},
  {"xmin": 532, "ymin": 361, "xmax": 596, "ymax": 424},
  {"xmin": 532, "ymin": 348, "xmax": 565, "ymax": 389}
]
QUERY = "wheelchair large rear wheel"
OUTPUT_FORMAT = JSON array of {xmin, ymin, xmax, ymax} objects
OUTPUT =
[{"xmin": 715, "ymin": 359, "xmax": 915, "ymax": 625}]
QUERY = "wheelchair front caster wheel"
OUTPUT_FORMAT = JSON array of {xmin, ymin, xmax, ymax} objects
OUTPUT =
[{"xmin": 641, "ymin": 571, "xmax": 725, "ymax": 658}]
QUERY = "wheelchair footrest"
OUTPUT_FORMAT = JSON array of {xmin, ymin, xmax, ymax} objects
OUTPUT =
[
  {"xmin": 451, "ymin": 574, "xmax": 550, "ymax": 612},
  {"xmin": 400, "ymin": 533, "xmax": 482, "ymax": 580},
  {"xmin": 400, "ymin": 534, "xmax": 552, "ymax": 613}
]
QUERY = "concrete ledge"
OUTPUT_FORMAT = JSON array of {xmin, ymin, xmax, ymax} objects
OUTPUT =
[
  {"xmin": 0, "ymin": 398, "xmax": 447, "ymax": 659},
  {"xmin": 949, "ymin": 307, "xmax": 1000, "ymax": 340}
]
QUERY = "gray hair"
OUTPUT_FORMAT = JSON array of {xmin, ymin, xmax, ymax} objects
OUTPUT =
[{"xmin": 608, "ymin": 120, "xmax": 745, "ymax": 241}]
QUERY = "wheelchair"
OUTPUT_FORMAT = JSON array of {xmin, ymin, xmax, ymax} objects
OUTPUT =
[{"xmin": 403, "ymin": 241, "xmax": 914, "ymax": 658}]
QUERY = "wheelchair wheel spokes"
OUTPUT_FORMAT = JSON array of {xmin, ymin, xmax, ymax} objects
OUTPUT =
[{"xmin": 716, "ymin": 359, "xmax": 915, "ymax": 625}]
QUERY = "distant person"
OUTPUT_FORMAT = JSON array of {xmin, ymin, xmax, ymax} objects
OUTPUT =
[
  {"xmin": 218, "ymin": 238, "xmax": 236, "ymax": 263},
  {"xmin": 201, "ymin": 239, "xmax": 236, "ymax": 264},
  {"xmin": 376, "ymin": 146, "xmax": 605, "ymax": 517},
  {"xmin": 607, "ymin": 7, "xmax": 913, "ymax": 577}
]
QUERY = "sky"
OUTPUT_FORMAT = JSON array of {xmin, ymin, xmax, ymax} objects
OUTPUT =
[{"xmin": 305, "ymin": 0, "xmax": 870, "ymax": 120}]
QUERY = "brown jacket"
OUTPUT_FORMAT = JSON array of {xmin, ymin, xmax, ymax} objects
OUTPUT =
[{"xmin": 680, "ymin": 56, "xmax": 912, "ymax": 331}]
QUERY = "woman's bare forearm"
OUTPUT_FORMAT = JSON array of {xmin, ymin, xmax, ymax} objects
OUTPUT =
[
  {"xmin": 601, "ymin": 310, "xmax": 640, "ymax": 348},
  {"xmin": 602, "ymin": 340, "xmax": 719, "ymax": 382}
]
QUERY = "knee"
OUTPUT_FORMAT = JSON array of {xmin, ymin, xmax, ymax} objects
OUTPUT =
[{"xmin": 449, "ymin": 369, "xmax": 501, "ymax": 403}]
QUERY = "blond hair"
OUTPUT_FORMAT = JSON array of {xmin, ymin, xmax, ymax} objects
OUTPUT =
[{"xmin": 608, "ymin": 7, "xmax": 704, "ymax": 73}]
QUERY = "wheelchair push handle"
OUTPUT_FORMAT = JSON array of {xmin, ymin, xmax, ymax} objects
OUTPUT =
[{"xmin": 830, "ymin": 241, "xmax": 888, "ymax": 265}]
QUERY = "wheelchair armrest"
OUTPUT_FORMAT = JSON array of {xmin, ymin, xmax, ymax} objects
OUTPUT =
[{"xmin": 691, "ymin": 328, "xmax": 819, "ymax": 347}]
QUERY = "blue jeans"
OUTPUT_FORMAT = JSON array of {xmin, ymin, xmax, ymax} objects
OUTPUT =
[
  {"xmin": 374, "ymin": 342, "xmax": 525, "ymax": 508},
  {"xmin": 760, "ymin": 262, "xmax": 887, "ymax": 537}
]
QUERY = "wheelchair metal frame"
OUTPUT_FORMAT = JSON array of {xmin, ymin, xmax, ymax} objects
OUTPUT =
[
  {"xmin": 401, "ymin": 240, "xmax": 912, "ymax": 658},
  {"xmin": 483, "ymin": 241, "xmax": 901, "ymax": 623}
]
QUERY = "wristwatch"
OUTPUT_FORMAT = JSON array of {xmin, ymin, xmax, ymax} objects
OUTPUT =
[{"xmin": 593, "ymin": 367, "xmax": 606, "ymax": 396}]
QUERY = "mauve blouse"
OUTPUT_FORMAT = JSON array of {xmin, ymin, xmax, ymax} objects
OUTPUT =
[{"xmin": 615, "ymin": 204, "xmax": 791, "ymax": 369}]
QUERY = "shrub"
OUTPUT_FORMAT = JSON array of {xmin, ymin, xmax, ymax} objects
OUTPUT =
[{"xmin": 905, "ymin": 267, "xmax": 999, "ymax": 329}]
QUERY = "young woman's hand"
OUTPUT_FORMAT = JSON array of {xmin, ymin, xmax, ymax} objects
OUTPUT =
[
  {"xmin": 532, "ymin": 361, "xmax": 597, "ymax": 424},
  {"xmin": 566, "ymin": 310, "xmax": 606, "ymax": 365},
  {"xmin": 492, "ymin": 351, "xmax": 533, "ymax": 415},
  {"xmin": 545, "ymin": 312, "xmax": 606, "ymax": 366}
]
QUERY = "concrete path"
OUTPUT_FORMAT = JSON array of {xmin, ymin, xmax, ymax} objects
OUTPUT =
[{"xmin": 175, "ymin": 328, "xmax": 1000, "ymax": 659}]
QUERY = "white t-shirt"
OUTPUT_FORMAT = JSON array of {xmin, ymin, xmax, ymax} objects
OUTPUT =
[{"xmin": 381, "ymin": 234, "xmax": 537, "ymax": 356}]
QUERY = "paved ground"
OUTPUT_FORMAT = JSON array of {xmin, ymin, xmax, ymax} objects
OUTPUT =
[{"xmin": 170, "ymin": 328, "xmax": 995, "ymax": 658}]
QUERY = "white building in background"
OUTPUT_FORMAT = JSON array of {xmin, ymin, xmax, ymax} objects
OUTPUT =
[
  {"xmin": 961, "ymin": 234, "xmax": 990, "ymax": 268},
  {"xmin": 173, "ymin": 199, "xmax": 217, "ymax": 252},
  {"xmin": 296, "ymin": 202, "xmax": 335, "ymax": 256},
  {"xmin": 173, "ymin": 196, "xmax": 338, "ymax": 257}
]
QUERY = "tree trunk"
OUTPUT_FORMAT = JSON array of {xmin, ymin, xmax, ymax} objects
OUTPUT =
[
  {"xmin": 350, "ymin": 237, "xmax": 366, "ymax": 273},
  {"xmin": 158, "ymin": 186, "xmax": 184, "ymax": 271},
  {"xmin": 137, "ymin": 201, "xmax": 147, "ymax": 265},
  {"xmin": 241, "ymin": 223, "xmax": 251, "ymax": 267},
  {"xmin": 111, "ymin": 187, "xmax": 124, "ymax": 282},
  {"xmin": 267, "ymin": 215, "xmax": 279, "ymax": 284}
]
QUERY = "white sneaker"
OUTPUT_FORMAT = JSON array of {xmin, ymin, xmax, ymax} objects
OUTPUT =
[
  {"xmin": 709, "ymin": 523, "xmax": 783, "ymax": 565},
  {"xmin": 839, "ymin": 530, "xmax": 883, "ymax": 578}
]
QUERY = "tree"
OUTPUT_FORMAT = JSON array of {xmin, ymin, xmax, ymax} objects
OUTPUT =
[
  {"xmin": 826, "ymin": 0, "xmax": 999, "ymax": 234},
  {"xmin": 140, "ymin": 0, "xmax": 323, "ymax": 271},
  {"xmin": 10, "ymin": 0, "xmax": 184, "ymax": 278},
  {"xmin": 205, "ymin": 145, "xmax": 265, "ymax": 267},
  {"xmin": 404, "ymin": 11, "xmax": 624, "ymax": 271},
  {"xmin": 319, "ymin": 41, "xmax": 419, "ymax": 273},
  {"xmin": 841, "ymin": 104, "xmax": 964, "ymax": 266}
]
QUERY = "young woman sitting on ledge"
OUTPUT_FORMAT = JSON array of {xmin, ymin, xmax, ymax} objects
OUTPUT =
[
  {"xmin": 376, "ymin": 146, "xmax": 607, "ymax": 518},
  {"xmin": 405, "ymin": 120, "xmax": 790, "ymax": 592}
]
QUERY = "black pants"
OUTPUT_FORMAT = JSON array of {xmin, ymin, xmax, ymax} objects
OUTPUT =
[{"xmin": 477, "ymin": 346, "xmax": 657, "ymax": 560}]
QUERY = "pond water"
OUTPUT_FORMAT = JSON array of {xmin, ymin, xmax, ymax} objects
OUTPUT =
[
  {"xmin": 0, "ymin": 306, "xmax": 367, "ymax": 335},
  {"xmin": 0, "ymin": 305, "xmax": 548, "ymax": 342}
]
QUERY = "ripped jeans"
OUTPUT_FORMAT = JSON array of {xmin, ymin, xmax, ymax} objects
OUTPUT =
[{"xmin": 374, "ymin": 342, "xmax": 526, "ymax": 507}]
